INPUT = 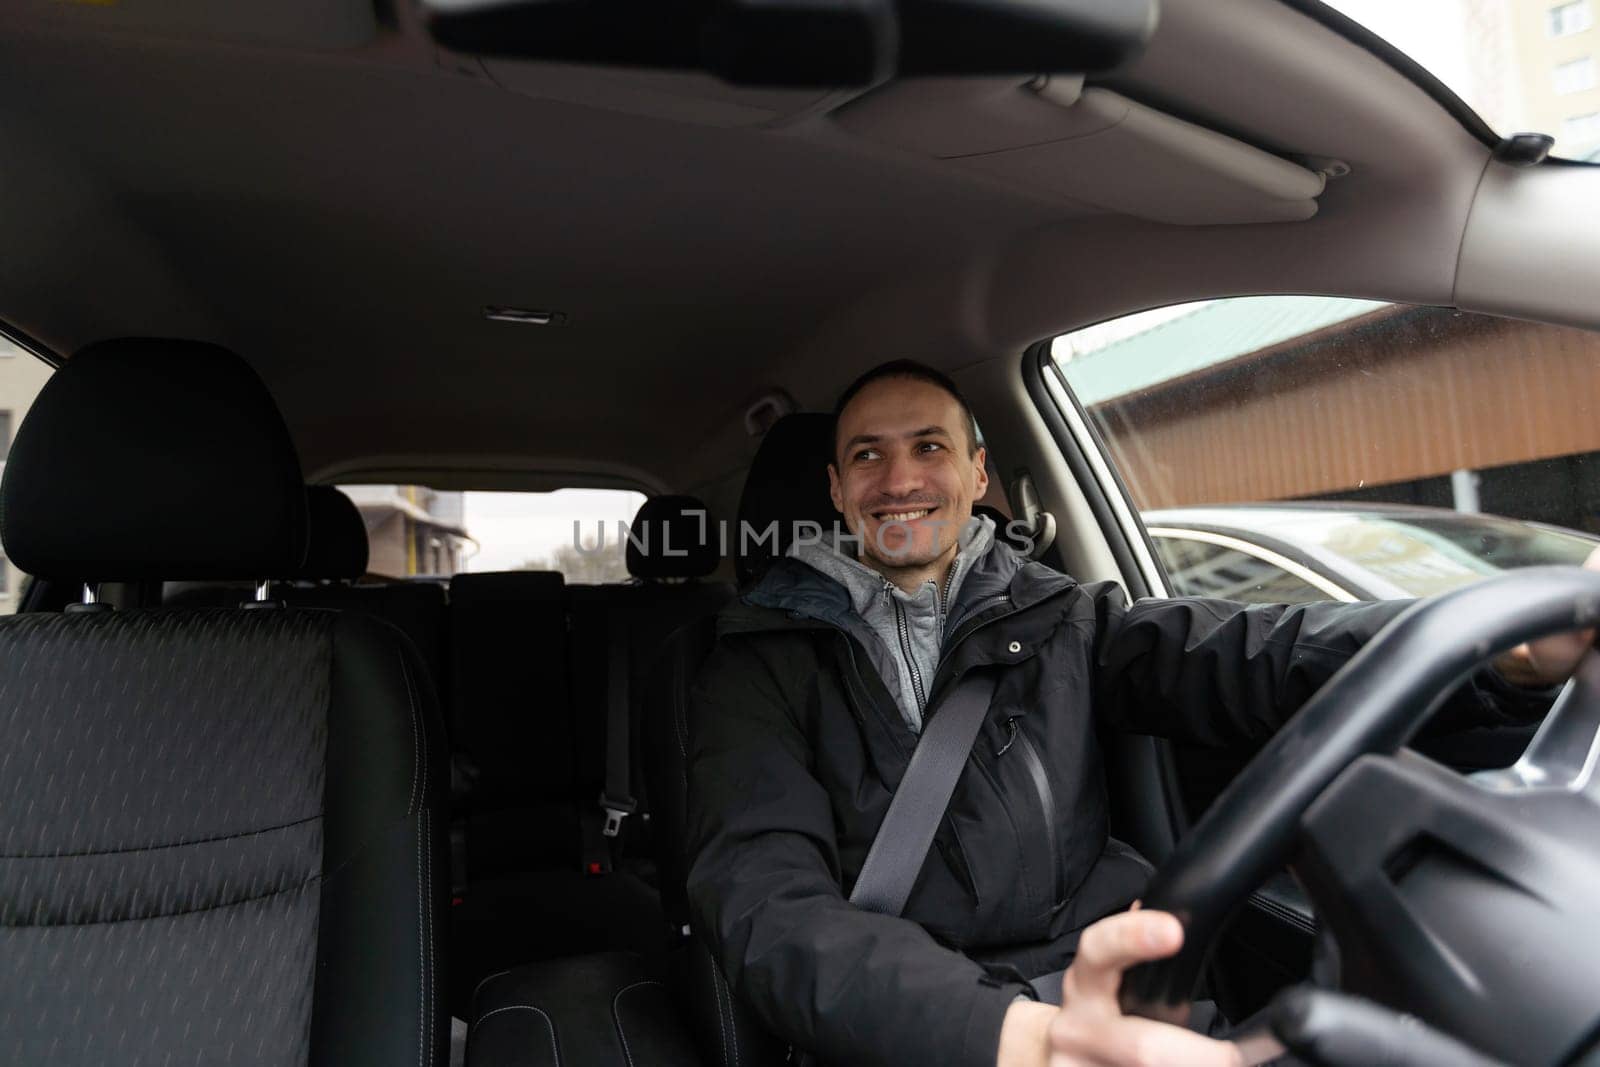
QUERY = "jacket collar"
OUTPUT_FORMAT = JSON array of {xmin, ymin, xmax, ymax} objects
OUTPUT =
[
  {"xmin": 724, "ymin": 513, "xmax": 1076, "ymax": 638},
  {"xmin": 788, "ymin": 515, "xmax": 995, "ymax": 618}
]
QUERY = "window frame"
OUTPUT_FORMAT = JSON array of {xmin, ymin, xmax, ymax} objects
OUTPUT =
[{"xmin": 1146, "ymin": 526, "xmax": 1358, "ymax": 603}]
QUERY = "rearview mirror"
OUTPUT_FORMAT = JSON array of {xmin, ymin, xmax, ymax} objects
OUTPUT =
[{"xmin": 420, "ymin": 0, "xmax": 1159, "ymax": 87}]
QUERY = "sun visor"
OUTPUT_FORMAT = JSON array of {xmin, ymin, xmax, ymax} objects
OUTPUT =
[{"xmin": 835, "ymin": 81, "xmax": 1324, "ymax": 225}]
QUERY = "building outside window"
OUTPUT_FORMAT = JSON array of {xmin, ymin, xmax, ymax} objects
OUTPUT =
[
  {"xmin": 1554, "ymin": 56, "xmax": 1597, "ymax": 93},
  {"xmin": 0, "ymin": 341, "xmax": 53, "ymax": 612},
  {"xmin": 1560, "ymin": 110, "xmax": 1600, "ymax": 146},
  {"xmin": 1550, "ymin": 1, "xmax": 1595, "ymax": 37}
]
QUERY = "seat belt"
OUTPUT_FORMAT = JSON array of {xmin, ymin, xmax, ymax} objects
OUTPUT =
[
  {"xmin": 789, "ymin": 673, "xmax": 1003, "ymax": 1067},
  {"xmin": 579, "ymin": 612, "xmax": 639, "ymax": 875},
  {"xmin": 599, "ymin": 614, "xmax": 638, "ymax": 836},
  {"xmin": 849, "ymin": 671, "xmax": 1000, "ymax": 916}
]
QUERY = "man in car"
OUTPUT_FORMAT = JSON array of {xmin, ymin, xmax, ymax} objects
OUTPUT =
[{"xmin": 684, "ymin": 360, "xmax": 1598, "ymax": 1067}]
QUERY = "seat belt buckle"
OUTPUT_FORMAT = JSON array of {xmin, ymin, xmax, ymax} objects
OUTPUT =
[{"xmin": 599, "ymin": 792, "xmax": 637, "ymax": 838}]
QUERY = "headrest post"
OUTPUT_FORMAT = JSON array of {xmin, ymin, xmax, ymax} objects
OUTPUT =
[
  {"xmin": 80, "ymin": 583, "xmax": 99, "ymax": 605},
  {"xmin": 254, "ymin": 579, "xmax": 272, "ymax": 603}
]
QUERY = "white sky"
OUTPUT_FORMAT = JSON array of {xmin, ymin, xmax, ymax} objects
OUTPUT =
[
  {"xmin": 461, "ymin": 488, "xmax": 646, "ymax": 571},
  {"xmin": 1325, "ymin": 0, "xmax": 1476, "ymax": 107}
]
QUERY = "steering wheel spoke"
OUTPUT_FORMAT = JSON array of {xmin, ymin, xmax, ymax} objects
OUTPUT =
[{"xmin": 1474, "ymin": 648, "xmax": 1600, "ymax": 794}]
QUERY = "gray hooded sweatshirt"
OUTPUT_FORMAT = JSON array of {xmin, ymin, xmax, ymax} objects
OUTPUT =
[{"xmin": 788, "ymin": 514, "xmax": 996, "ymax": 733}]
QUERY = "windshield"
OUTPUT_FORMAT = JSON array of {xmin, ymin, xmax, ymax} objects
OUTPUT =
[{"xmin": 1322, "ymin": 0, "xmax": 1600, "ymax": 162}]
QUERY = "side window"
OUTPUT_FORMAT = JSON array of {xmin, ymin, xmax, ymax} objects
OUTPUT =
[
  {"xmin": 340, "ymin": 485, "xmax": 647, "ymax": 583},
  {"xmin": 1149, "ymin": 534, "xmax": 1329, "ymax": 605},
  {"xmin": 0, "ymin": 338, "xmax": 55, "ymax": 614},
  {"xmin": 1051, "ymin": 297, "xmax": 1600, "ymax": 599}
]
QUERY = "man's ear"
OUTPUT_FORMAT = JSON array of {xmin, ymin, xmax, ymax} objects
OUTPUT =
[
  {"xmin": 827, "ymin": 463, "xmax": 845, "ymax": 514},
  {"xmin": 972, "ymin": 447, "xmax": 989, "ymax": 499}
]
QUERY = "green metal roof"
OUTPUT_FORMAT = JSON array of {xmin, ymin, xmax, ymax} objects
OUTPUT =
[{"xmin": 1056, "ymin": 295, "xmax": 1389, "ymax": 406}]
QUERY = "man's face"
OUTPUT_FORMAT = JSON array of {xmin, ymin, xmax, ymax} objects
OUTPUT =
[{"xmin": 828, "ymin": 376, "xmax": 988, "ymax": 577}]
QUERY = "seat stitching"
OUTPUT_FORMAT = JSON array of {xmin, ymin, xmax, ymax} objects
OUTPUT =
[
  {"xmin": 1, "ymin": 877, "xmax": 317, "ymax": 929},
  {"xmin": 472, "ymin": 1005, "xmax": 560, "ymax": 1066},
  {"xmin": 426, "ymin": 809, "xmax": 437, "ymax": 1065},
  {"xmin": 399, "ymin": 650, "xmax": 422, "ymax": 818},
  {"xmin": 716, "ymin": 965, "xmax": 741, "ymax": 1067},
  {"xmin": 0, "ymin": 813, "xmax": 322, "ymax": 859},
  {"xmin": 417, "ymin": 810, "xmax": 425, "ymax": 1067},
  {"xmin": 469, "ymin": 967, "xmax": 517, "ymax": 1015},
  {"xmin": 611, "ymin": 980, "xmax": 663, "ymax": 1067},
  {"xmin": 708, "ymin": 960, "xmax": 730, "ymax": 1067}
]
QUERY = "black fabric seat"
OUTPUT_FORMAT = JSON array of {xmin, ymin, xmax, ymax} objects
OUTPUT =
[
  {"xmin": 449, "ymin": 569, "xmax": 577, "ymax": 873},
  {"xmin": 0, "ymin": 338, "xmax": 449, "ymax": 1066}
]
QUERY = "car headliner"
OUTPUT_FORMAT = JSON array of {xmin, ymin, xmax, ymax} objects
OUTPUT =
[{"xmin": 0, "ymin": 0, "xmax": 1588, "ymax": 500}]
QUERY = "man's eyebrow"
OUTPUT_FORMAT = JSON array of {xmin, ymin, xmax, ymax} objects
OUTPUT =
[{"xmin": 841, "ymin": 432, "xmax": 882, "ymax": 453}]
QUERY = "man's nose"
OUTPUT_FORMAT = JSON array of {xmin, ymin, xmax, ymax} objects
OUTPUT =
[{"xmin": 879, "ymin": 451, "xmax": 925, "ymax": 497}]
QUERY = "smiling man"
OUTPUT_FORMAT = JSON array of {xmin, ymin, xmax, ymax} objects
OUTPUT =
[{"xmin": 684, "ymin": 360, "xmax": 1596, "ymax": 1067}]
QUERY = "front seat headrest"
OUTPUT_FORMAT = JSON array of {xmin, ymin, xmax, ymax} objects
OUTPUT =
[
  {"xmin": 735, "ymin": 413, "xmax": 841, "ymax": 585},
  {"xmin": 0, "ymin": 338, "xmax": 307, "ymax": 582},
  {"xmin": 297, "ymin": 486, "xmax": 369, "ymax": 580},
  {"xmin": 627, "ymin": 494, "xmax": 717, "ymax": 581}
]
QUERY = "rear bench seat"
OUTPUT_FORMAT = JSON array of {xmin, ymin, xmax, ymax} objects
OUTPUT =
[
  {"xmin": 449, "ymin": 495, "xmax": 732, "ymax": 1016},
  {"xmin": 462, "ymin": 438, "xmax": 829, "ymax": 1067},
  {"xmin": 449, "ymin": 569, "xmax": 577, "ymax": 874}
]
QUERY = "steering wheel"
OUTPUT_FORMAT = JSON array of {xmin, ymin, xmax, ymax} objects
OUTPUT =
[{"xmin": 1118, "ymin": 566, "xmax": 1600, "ymax": 1066}]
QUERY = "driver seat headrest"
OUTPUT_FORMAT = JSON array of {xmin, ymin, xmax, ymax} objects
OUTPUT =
[
  {"xmin": 0, "ymin": 338, "xmax": 308, "ymax": 583},
  {"xmin": 735, "ymin": 413, "xmax": 842, "ymax": 585}
]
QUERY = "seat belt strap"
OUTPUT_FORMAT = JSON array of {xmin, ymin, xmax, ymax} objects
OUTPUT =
[
  {"xmin": 849, "ymin": 671, "xmax": 1001, "ymax": 917},
  {"xmin": 599, "ymin": 613, "xmax": 637, "ymax": 839}
]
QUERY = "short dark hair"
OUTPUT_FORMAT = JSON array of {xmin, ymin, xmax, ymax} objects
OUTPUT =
[{"xmin": 832, "ymin": 359, "xmax": 981, "ymax": 461}]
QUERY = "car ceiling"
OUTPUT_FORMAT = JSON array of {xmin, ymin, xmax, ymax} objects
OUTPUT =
[{"xmin": 0, "ymin": 0, "xmax": 1504, "ymax": 495}]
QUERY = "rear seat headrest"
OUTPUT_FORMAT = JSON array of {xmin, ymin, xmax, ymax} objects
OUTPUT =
[
  {"xmin": 627, "ymin": 495, "xmax": 717, "ymax": 581},
  {"xmin": 0, "ymin": 337, "xmax": 307, "ymax": 582},
  {"xmin": 298, "ymin": 486, "xmax": 368, "ymax": 580},
  {"xmin": 735, "ymin": 413, "xmax": 841, "ymax": 585}
]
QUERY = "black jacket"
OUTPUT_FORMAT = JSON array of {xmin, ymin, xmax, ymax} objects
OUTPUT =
[{"xmin": 684, "ymin": 542, "xmax": 1543, "ymax": 1067}]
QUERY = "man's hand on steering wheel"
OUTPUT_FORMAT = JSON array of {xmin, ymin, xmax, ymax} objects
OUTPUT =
[
  {"xmin": 996, "ymin": 908, "xmax": 1246, "ymax": 1067},
  {"xmin": 1494, "ymin": 546, "xmax": 1600, "ymax": 687},
  {"xmin": 1049, "ymin": 909, "xmax": 1244, "ymax": 1067}
]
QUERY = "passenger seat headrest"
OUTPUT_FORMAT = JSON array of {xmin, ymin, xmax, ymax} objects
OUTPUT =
[
  {"xmin": 298, "ymin": 486, "xmax": 369, "ymax": 580},
  {"xmin": 627, "ymin": 495, "xmax": 718, "ymax": 580},
  {"xmin": 0, "ymin": 338, "xmax": 307, "ymax": 582},
  {"xmin": 735, "ymin": 413, "xmax": 841, "ymax": 585}
]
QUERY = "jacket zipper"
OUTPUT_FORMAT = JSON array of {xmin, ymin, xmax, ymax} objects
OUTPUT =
[
  {"xmin": 1009, "ymin": 726, "xmax": 1063, "ymax": 907},
  {"xmin": 885, "ymin": 581, "xmax": 928, "ymax": 711}
]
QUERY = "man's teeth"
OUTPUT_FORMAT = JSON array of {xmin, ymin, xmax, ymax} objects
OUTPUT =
[{"xmin": 879, "ymin": 509, "xmax": 932, "ymax": 522}]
